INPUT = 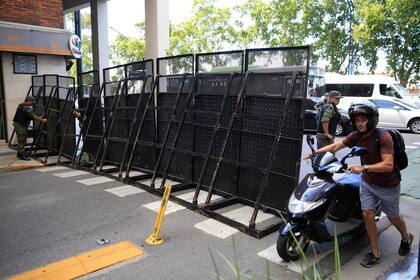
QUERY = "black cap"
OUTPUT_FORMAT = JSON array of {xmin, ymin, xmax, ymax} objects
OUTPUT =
[
  {"xmin": 326, "ymin": 90, "xmax": 342, "ymax": 98},
  {"xmin": 24, "ymin": 96, "xmax": 35, "ymax": 102}
]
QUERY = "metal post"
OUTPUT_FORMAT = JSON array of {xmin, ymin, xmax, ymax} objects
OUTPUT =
[
  {"xmin": 145, "ymin": 183, "xmax": 172, "ymax": 245},
  {"xmin": 97, "ymin": 79, "xmax": 127, "ymax": 171},
  {"xmin": 204, "ymin": 71, "xmax": 250, "ymax": 205},
  {"xmin": 149, "ymin": 74, "xmax": 189, "ymax": 188},
  {"xmin": 192, "ymin": 73, "xmax": 235, "ymax": 205},
  {"xmin": 74, "ymin": 82, "xmax": 105, "ymax": 166},
  {"xmin": 249, "ymin": 72, "xmax": 298, "ymax": 228},
  {"xmin": 93, "ymin": 79, "xmax": 124, "ymax": 169},
  {"xmin": 74, "ymin": 11, "xmax": 83, "ymax": 76},
  {"xmin": 125, "ymin": 76, "xmax": 160, "ymax": 177},
  {"xmin": 117, "ymin": 75, "xmax": 152, "ymax": 178}
]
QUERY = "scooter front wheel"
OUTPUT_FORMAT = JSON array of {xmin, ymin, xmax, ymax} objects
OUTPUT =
[{"xmin": 277, "ymin": 231, "xmax": 310, "ymax": 262}]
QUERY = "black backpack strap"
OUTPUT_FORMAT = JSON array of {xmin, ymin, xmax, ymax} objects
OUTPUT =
[{"xmin": 375, "ymin": 128, "xmax": 384, "ymax": 150}]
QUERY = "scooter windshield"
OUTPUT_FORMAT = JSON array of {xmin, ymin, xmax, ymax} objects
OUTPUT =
[{"xmin": 319, "ymin": 152, "xmax": 336, "ymax": 167}]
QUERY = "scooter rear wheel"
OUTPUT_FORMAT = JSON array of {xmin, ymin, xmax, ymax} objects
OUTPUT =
[{"xmin": 277, "ymin": 231, "xmax": 310, "ymax": 262}]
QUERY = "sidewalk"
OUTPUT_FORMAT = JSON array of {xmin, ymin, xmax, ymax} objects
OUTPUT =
[
  {"xmin": 401, "ymin": 148, "xmax": 420, "ymax": 199},
  {"xmin": 340, "ymin": 149, "xmax": 420, "ymax": 280},
  {"xmin": 0, "ymin": 142, "xmax": 43, "ymax": 172}
]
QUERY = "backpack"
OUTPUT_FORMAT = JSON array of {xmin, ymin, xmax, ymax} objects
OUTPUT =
[{"xmin": 354, "ymin": 128, "xmax": 408, "ymax": 170}]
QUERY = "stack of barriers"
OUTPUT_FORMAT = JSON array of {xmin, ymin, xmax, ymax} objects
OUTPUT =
[{"xmin": 71, "ymin": 46, "xmax": 309, "ymax": 238}]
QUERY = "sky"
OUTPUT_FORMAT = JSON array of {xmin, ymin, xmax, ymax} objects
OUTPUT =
[{"xmin": 107, "ymin": 0, "xmax": 245, "ymax": 40}]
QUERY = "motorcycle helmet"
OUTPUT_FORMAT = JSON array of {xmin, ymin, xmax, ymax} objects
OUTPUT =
[{"xmin": 348, "ymin": 100, "xmax": 379, "ymax": 130}]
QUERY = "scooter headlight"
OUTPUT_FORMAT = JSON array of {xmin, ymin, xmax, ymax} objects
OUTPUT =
[{"xmin": 288, "ymin": 193, "xmax": 327, "ymax": 214}]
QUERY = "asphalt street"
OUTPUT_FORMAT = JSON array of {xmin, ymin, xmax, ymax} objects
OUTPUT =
[{"xmin": 0, "ymin": 131, "xmax": 419, "ymax": 280}]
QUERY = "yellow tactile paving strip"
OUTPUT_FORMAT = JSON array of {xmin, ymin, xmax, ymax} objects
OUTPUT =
[{"xmin": 8, "ymin": 241, "xmax": 144, "ymax": 280}]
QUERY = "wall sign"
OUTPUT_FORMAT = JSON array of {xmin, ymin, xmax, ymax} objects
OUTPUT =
[
  {"xmin": 13, "ymin": 54, "xmax": 37, "ymax": 74},
  {"xmin": 69, "ymin": 35, "xmax": 82, "ymax": 59}
]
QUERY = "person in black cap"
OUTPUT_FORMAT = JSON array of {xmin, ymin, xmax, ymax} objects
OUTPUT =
[
  {"xmin": 316, "ymin": 90, "xmax": 342, "ymax": 149},
  {"xmin": 12, "ymin": 96, "xmax": 47, "ymax": 160}
]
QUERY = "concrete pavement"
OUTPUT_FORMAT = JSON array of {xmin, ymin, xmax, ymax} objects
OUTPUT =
[{"xmin": 1, "ymin": 133, "xmax": 420, "ymax": 279}]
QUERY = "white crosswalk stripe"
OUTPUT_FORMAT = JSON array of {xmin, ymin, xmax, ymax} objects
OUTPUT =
[
  {"xmin": 223, "ymin": 206, "xmax": 275, "ymax": 225},
  {"xmin": 257, "ymin": 243, "xmax": 332, "ymax": 274},
  {"xmin": 101, "ymin": 165, "xmax": 117, "ymax": 170},
  {"xmin": 194, "ymin": 206, "xmax": 276, "ymax": 239},
  {"xmin": 140, "ymin": 178, "xmax": 180, "ymax": 187},
  {"xmin": 111, "ymin": 170, "xmax": 146, "ymax": 177},
  {"xmin": 105, "ymin": 185, "xmax": 145, "ymax": 197},
  {"xmin": 142, "ymin": 200, "xmax": 185, "ymax": 215},
  {"xmin": 53, "ymin": 170, "xmax": 91, "ymax": 178},
  {"xmin": 175, "ymin": 190, "xmax": 223, "ymax": 204},
  {"xmin": 412, "ymin": 142, "xmax": 420, "ymax": 145},
  {"xmin": 194, "ymin": 219, "xmax": 239, "ymax": 239},
  {"xmin": 405, "ymin": 145, "xmax": 418, "ymax": 149},
  {"xmin": 36, "ymin": 166, "xmax": 69, "ymax": 172},
  {"xmin": 77, "ymin": 177, "xmax": 115, "ymax": 186}
]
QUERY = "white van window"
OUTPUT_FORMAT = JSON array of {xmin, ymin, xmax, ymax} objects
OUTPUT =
[
  {"xmin": 326, "ymin": 84, "xmax": 373, "ymax": 97},
  {"xmin": 393, "ymin": 83, "xmax": 412, "ymax": 97},
  {"xmin": 379, "ymin": 84, "xmax": 402, "ymax": 98}
]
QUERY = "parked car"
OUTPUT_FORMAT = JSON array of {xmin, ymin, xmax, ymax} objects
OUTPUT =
[
  {"xmin": 304, "ymin": 97, "xmax": 353, "ymax": 136},
  {"xmin": 368, "ymin": 99, "xmax": 420, "ymax": 134}
]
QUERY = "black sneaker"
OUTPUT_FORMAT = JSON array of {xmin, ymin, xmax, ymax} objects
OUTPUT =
[
  {"xmin": 360, "ymin": 252, "xmax": 381, "ymax": 268},
  {"xmin": 398, "ymin": 233, "xmax": 413, "ymax": 256},
  {"xmin": 17, "ymin": 153, "xmax": 30, "ymax": 161}
]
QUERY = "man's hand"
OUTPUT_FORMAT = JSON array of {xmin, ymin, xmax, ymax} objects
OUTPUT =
[
  {"xmin": 325, "ymin": 134, "xmax": 334, "ymax": 140},
  {"xmin": 73, "ymin": 111, "xmax": 81, "ymax": 118},
  {"xmin": 41, "ymin": 118, "xmax": 48, "ymax": 124},
  {"xmin": 304, "ymin": 153, "xmax": 312, "ymax": 159},
  {"xmin": 347, "ymin": 165, "xmax": 363, "ymax": 173}
]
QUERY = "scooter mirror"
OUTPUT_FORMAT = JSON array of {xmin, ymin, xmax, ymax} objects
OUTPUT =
[
  {"xmin": 351, "ymin": 146, "xmax": 368, "ymax": 156},
  {"xmin": 306, "ymin": 135, "xmax": 316, "ymax": 154}
]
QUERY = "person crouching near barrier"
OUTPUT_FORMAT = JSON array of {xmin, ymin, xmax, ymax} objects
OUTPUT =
[
  {"xmin": 305, "ymin": 100, "xmax": 413, "ymax": 268},
  {"xmin": 12, "ymin": 96, "xmax": 47, "ymax": 160}
]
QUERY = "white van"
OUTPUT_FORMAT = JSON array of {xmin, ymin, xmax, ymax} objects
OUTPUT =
[{"xmin": 325, "ymin": 74, "xmax": 420, "ymax": 111}]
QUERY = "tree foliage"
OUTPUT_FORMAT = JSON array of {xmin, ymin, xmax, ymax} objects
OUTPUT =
[
  {"xmin": 109, "ymin": 22, "xmax": 146, "ymax": 65},
  {"xmin": 106, "ymin": 0, "xmax": 419, "ymax": 84},
  {"xmin": 353, "ymin": 0, "xmax": 420, "ymax": 86},
  {"xmin": 168, "ymin": 0, "xmax": 238, "ymax": 55}
]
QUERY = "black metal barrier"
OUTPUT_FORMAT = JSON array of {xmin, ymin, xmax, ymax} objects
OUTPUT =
[
  {"xmin": 120, "ymin": 47, "xmax": 309, "ymax": 238},
  {"xmin": 58, "ymin": 70, "xmax": 100, "ymax": 164},
  {"xmin": 96, "ymin": 60, "xmax": 154, "ymax": 178},
  {"xmin": 31, "ymin": 75, "xmax": 75, "ymax": 164},
  {"xmin": 55, "ymin": 47, "xmax": 309, "ymax": 238},
  {"xmin": 124, "ymin": 55, "xmax": 194, "ymax": 184},
  {"xmin": 9, "ymin": 75, "xmax": 75, "ymax": 164}
]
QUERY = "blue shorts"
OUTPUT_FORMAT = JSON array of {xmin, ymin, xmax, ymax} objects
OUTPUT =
[{"xmin": 360, "ymin": 179, "xmax": 400, "ymax": 217}]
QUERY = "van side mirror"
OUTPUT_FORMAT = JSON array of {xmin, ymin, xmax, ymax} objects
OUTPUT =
[{"xmin": 393, "ymin": 105, "xmax": 400, "ymax": 110}]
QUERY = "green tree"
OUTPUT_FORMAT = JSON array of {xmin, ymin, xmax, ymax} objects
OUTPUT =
[
  {"xmin": 109, "ymin": 22, "xmax": 146, "ymax": 65},
  {"xmin": 353, "ymin": 0, "xmax": 420, "ymax": 86},
  {"xmin": 302, "ymin": 0, "xmax": 360, "ymax": 73},
  {"xmin": 238, "ymin": 0, "xmax": 308, "ymax": 47},
  {"xmin": 168, "ymin": 0, "xmax": 239, "ymax": 55}
]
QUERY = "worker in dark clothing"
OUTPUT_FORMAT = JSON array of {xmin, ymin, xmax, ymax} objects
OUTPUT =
[
  {"xmin": 316, "ymin": 91, "xmax": 342, "ymax": 149},
  {"xmin": 12, "ymin": 96, "xmax": 47, "ymax": 160}
]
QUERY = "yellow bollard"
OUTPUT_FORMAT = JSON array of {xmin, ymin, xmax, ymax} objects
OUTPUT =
[{"xmin": 145, "ymin": 183, "xmax": 172, "ymax": 245}]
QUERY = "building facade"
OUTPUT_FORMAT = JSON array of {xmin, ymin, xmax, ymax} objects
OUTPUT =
[{"xmin": 0, "ymin": 0, "xmax": 73, "ymax": 142}]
